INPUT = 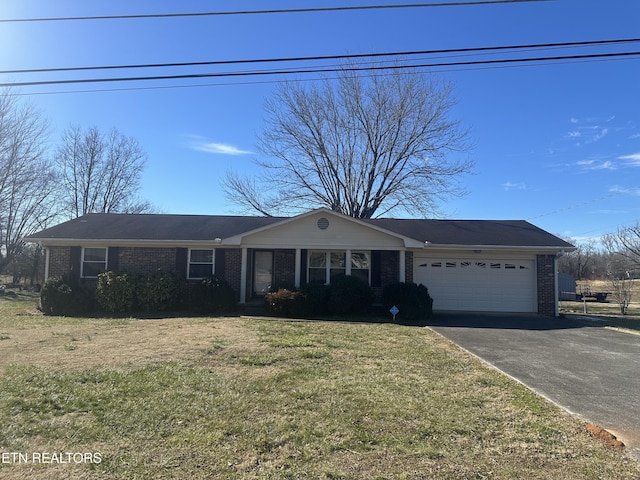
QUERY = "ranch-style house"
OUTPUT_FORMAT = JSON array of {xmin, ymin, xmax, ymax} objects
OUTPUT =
[{"xmin": 25, "ymin": 208, "xmax": 574, "ymax": 316}]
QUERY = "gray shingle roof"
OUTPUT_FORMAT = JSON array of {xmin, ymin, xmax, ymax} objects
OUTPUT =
[
  {"xmin": 26, "ymin": 212, "xmax": 572, "ymax": 248},
  {"xmin": 27, "ymin": 214, "xmax": 285, "ymax": 241},
  {"xmin": 364, "ymin": 218, "xmax": 572, "ymax": 247}
]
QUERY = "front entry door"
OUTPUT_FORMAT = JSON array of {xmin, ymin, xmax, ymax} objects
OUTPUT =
[{"xmin": 253, "ymin": 250, "xmax": 273, "ymax": 296}]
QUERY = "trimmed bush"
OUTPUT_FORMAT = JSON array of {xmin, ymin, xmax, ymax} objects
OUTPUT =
[
  {"xmin": 96, "ymin": 271, "xmax": 136, "ymax": 313},
  {"xmin": 40, "ymin": 272, "xmax": 94, "ymax": 316},
  {"xmin": 189, "ymin": 277, "xmax": 237, "ymax": 314},
  {"xmin": 265, "ymin": 289, "xmax": 308, "ymax": 317},
  {"xmin": 136, "ymin": 270, "xmax": 183, "ymax": 311},
  {"xmin": 382, "ymin": 282, "xmax": 433, "ymax": 323},
  {"xmin": 303, "ymin": 282, "xmax": 331, "ymax": 316},
  {"xmin": 327, "ymin": 274, "xmax": 373, "ymax": 315}
]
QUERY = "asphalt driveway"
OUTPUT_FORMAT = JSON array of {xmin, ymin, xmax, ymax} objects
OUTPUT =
[{"xmin": 427, "ymin": 313, "xmax": 640, "ymax": 459}]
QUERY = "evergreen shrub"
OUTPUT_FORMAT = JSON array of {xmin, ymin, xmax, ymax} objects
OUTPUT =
[
  {"xmin": 382, "ymin": 282, "xmax": 433, "ymax": 323},
  {"xmin": 40, "ymin": 272, "xmax": 94, "ymax": 316}
]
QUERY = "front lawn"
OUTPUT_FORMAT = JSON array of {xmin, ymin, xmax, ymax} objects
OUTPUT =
[{"xmin": 1, "ymin": 293, "xmax": 638, "ymax": 479}]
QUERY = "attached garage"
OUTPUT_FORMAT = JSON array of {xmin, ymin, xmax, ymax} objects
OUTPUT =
[{"xmin": 413, "ymin": 255, "xmax": 537, "ymax": 313}]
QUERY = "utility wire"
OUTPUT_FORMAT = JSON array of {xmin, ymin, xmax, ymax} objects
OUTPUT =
[
  {"xmin": 2, "ymin": 50, "xmax": 638, "ymax": 89},
  {"xmin": 0, "ymin": 0, "xmax": 553, "ymax": 23},
  {"xmin": 2, "ymin": 38, "xmax": 637, "ymax": 76},
  {"xmin": 8, "ymin": 53, "xmax": 634, "ymax": 96}
]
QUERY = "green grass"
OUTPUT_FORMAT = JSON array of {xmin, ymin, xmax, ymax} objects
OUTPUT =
[{"xmin": 1, "ymin": 294, "xmax": 639, "ymax": 479}]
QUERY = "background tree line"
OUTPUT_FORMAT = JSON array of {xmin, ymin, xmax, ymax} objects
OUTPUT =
[
  {"xmin": 0, "ymin": 88, "xmax": 151, "ymax": 285},
  {"xmin": 558, "ymin": 226, "xmax": 640, "ymax": 281}
]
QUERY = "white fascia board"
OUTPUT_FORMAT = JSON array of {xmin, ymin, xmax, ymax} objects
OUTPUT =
[
  {"xmin": 24, "ymin": 238, "xmax": 226, "ymax": 248},
  {"xmin": 421, "ymin": 243, "xmax": 576, "ymax": 253}
]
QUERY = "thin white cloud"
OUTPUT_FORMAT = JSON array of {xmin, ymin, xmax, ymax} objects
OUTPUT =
[
  {"xmin": 610, "ymin": 185, "xmax": 640, "ymax": 196},
  {"xmin": 618, "ymin": 152, "xmax": 640, "ymax": 167},
  {"xmin": 197, "ymin": 142, "xmax": 253, "ymax": 155},
  {"xmin": 576, "ymin": 158, "xmax": 616, "ymax": 170},
  {"xmin": 586, "ymin": 128, "xmax": 608, "ymax": 144},
  {"xmin": 567, "ymin": 130, "xmax": 581, "ymax": 138},
  {"xmin": 186, "ymin": 135, "xmax": 252, "ymax": 155},
  {"xmin": 502, "ymin": 181, "xmax": 526, "ymax": 191}
]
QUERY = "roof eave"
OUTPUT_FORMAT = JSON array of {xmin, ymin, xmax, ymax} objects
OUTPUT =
[{"xmin": 422, "ymin": 243, "xmax": 576, "ymax": 252}]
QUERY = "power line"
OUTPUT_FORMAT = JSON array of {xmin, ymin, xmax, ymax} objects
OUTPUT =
[
  {"xmin": 2, "ymin": 50, "xmax": 638, "ymax": 89},
  {"xmin": 9, "ymin": 54, "xmax": 635, "ymax": 97},
  {"xmin": 2, "ymin": 38, "xmax": 637, "ymax": 76},
  {"xmin": 0, "ymin": 0, "xmax": 553, "ymax": 23}
]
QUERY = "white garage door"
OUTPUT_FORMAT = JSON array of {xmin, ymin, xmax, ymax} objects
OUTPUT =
[{"xmin": 413, "ymin": 257, "xmax": 537, "ymax": 312}]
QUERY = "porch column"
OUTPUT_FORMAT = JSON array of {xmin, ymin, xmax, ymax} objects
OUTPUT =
[
  {"xmin": 345, "ymin": 249, "xmax": 352, "ymax": 276},
  {"xmin": 399, "ymin": 250, "xmax": 406, "ymax": 283},
  {"xmin": 294, "ymin": 248, "xmax": 301, "ymax": 288},
  {"xmin": 240, "ymin": 247, "xmax": 248, "ymax": 303}
]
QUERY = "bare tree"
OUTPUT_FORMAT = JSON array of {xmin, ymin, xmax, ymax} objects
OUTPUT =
[
  {"xmin": 225, "ymin": 64, "xmax": 472, "ymax": 218},
  {"xmin": 55, "ymin": 125, "xmax": 152, "ymax": 218},
  {"xmin": 611, "ymin": 222, "xmax": 640, "ymax": 270},
  {"xmin": 0, "ymin": 90, "xmax": 57, "ymax": 275},
  {"xmin": 557, "ymin": 237, "xmax": 597, "ymax": 279},
  {"xmin": 602, "ymin": 232, "xmax": 635, "ymax": 315}
]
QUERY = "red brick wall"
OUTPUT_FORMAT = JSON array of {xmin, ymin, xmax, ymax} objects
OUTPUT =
[
  {"xmin": 405, "ymin": 251, "xmax": 413, "ymax": 283},
  {"xmin": 223, "ymin": 249, "xmax": 242, "ymax": 298},
  {"xmin": 48, "ymin": 246, "xmax": 71, "ymax": 279},
  {"xmin": 381, "ymin": 250, "xmax": 400, "ymax": 287},
  {"xmin": 118, "ymin": 247, "xmax": 176, "ymax": 275},
  {"xmin": 537, "ymin": 254, "xmax": 557, "ymax": 316}
]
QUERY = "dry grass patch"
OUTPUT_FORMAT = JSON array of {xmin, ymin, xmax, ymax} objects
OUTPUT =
[{"xmin": 1, "ymin": 294, "xmax": 639, "ymax": 479}]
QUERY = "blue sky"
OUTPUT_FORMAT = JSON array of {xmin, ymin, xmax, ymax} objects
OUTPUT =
[{"xmin": 1, "ymin": 0, "xmax": 639, "ymax": 244}]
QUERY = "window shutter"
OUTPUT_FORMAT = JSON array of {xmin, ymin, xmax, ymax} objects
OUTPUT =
[
  {"xmin": 107, "ymin": 247, "xmax": 119, "ymax": 272},
  {"xmin": 300, "ymin": 249, "xmax": 307, "ymax": 286},
  {"xmin": 175, "ymin": 248, "xmax": 188, "ymax": 278},
  {"xmin": 69, "ymin": 246, "xmax": 82, "ymax": 276},
  {"xmin": 371, "ymin": 250, "xmax": 382, "ymax": 288},
  {"xmin": 215, "ymin": 249, "xmax": 226, "ymax": 278}
]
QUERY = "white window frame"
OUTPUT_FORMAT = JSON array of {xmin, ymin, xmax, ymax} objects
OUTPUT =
[
  {"xmin": 307, "ymin": 250, "xmax": 370, "ymax": 285},
  {"xmin": 81, "ymin": 247, "xmax": 108, "ymax": 278},
  {"xmin": 188, "ymin": 249, "xmax": 215, "ymax": 279}
]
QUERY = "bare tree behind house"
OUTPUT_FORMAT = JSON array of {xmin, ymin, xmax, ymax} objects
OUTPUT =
[
  {"xmin": 55, "ymin": 125, "xmax": 152, "ymax": 218},
  {"xmin": 611, "ymin": 221, "xmax": 640, "ymax": 270},
  {"xmin": 0, "ymin": 90, "xmax": 57, "ymax": 275},
  {"xmin": 602, "ymin": 232, "xmax": 635, "ymax": 315},
  {"xmin": 225, "ymin": 64, "xmax": 473, "ymax": 218}
]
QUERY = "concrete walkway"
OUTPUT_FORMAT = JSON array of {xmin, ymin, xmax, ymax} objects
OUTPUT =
[{"xmin": 427, "ymin": 313, "xmax": 640, "ymax": 459}]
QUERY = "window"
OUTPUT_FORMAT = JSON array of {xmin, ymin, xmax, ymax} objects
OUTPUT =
[
  {"xmin": 188, "ymin": 249, "xmax": 214, "ymax": 279},
  {"xmin": 330, "ymin": 252, "xmax": 346, "ymax": 279},
  {"xmin": 350, "ymin": 252, "xmax": 370, "ymax": 283},
  {"xmin": 308, "ymin": 251, "xmax": 328, "ymax": 283},
  {"xmin": 308, "ymin": 251, "xmax": 369, "ymax": 284},
  {"xmin": 82, "ymin": 247, "xmax": 107, "ymax": 278}
]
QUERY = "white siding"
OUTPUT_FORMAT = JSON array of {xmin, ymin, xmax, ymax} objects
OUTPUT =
[{"xmin": 242, "ymin": 212, "xmax": 404, "ymax": 249}]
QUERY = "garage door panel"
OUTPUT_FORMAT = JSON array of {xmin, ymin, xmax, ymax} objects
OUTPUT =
[{"xmin": 414, "ymin": 257, "xmax": 536, "ymax": 312}]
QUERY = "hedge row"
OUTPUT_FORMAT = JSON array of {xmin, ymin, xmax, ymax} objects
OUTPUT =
[
  {"xmin": 39, "ymin": 270, "xmax": 237, "ymax": 316},
  {"xmin": 264, "ymin": 275, "xmax": 433, "ymax": 323}
]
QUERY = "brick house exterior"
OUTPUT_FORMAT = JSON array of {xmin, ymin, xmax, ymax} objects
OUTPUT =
[{"xmin": 28, "ymin": 208, "xmax": 573, "ymax": 316}]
